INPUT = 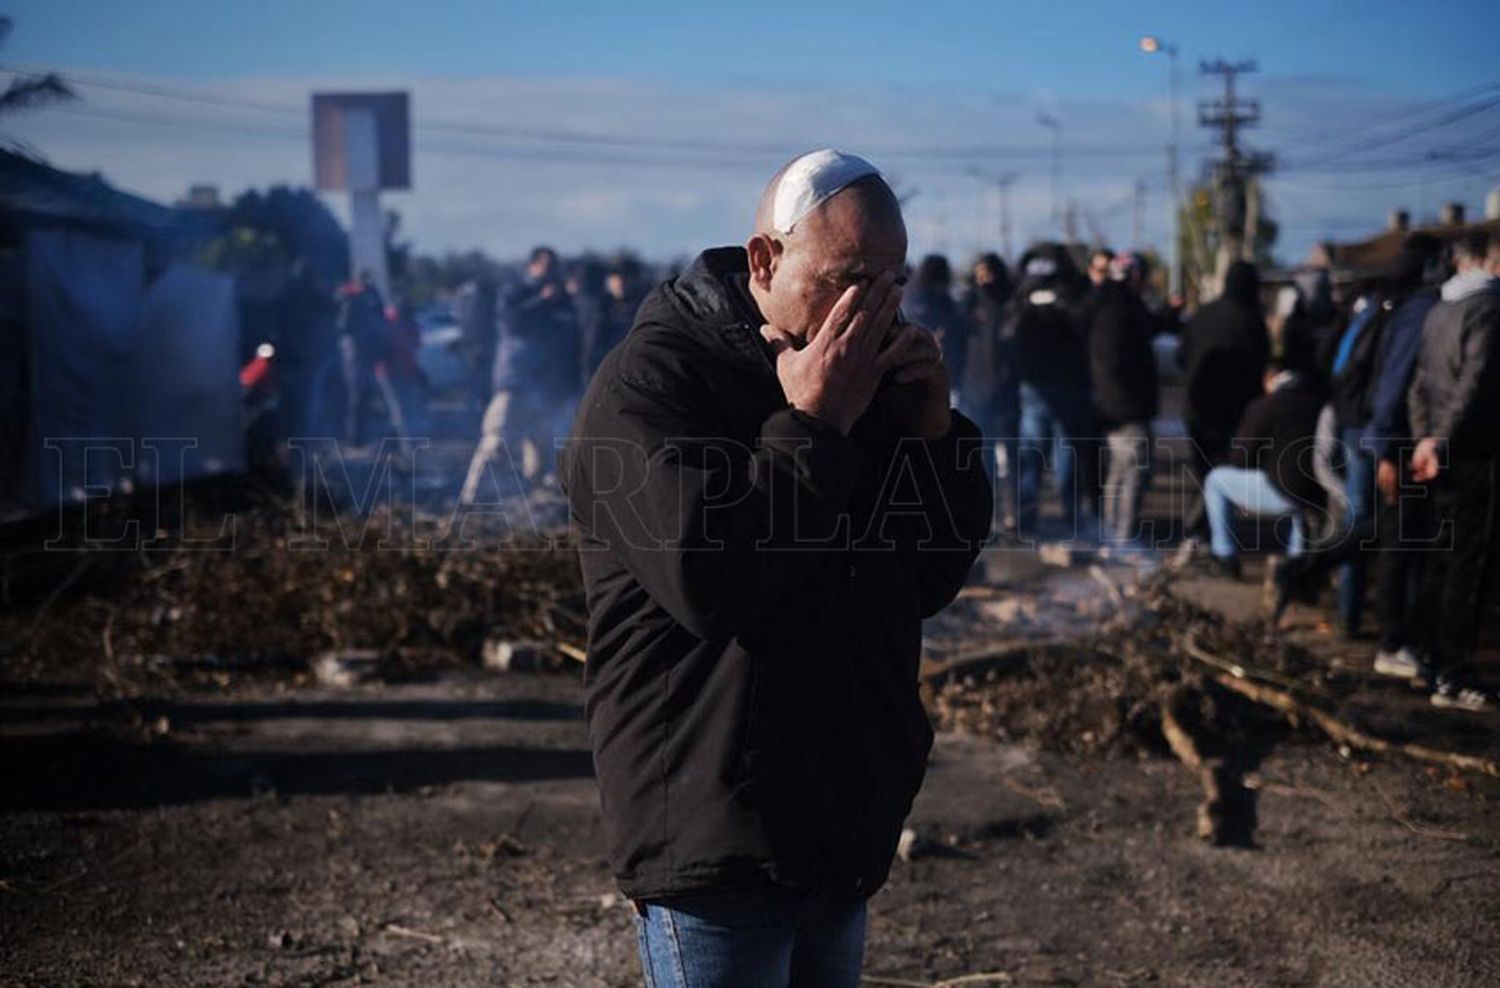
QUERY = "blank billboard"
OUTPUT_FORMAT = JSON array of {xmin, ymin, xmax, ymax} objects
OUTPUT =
[{"xmin": 311, "ymin": 91, "xmax": 411, "ymax": 191}]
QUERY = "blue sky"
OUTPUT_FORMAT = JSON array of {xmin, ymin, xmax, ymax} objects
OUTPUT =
[{"xmin": 4, "ymin": 0, "xmax": 1499, "ymax": 263}]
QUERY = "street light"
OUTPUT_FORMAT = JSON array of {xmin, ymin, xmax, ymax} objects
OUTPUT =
[{"xmin": 1140, "ymin": 35, "xmax": 1183, "ymax": 297}]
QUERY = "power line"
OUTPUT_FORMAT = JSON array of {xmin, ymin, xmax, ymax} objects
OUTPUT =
[
  {"xmin": 1270, "ymin": 168, "xmax": 1491, "ymax": 192},
  {"xmin": 1267, "ymin": 79, "xmax": 1500, "ymax": 154},
  {"xmin": 1288, "ymin": 147, "xmax": 1500, "ymax": 173},
  {"xmin": 1282, "ymin": 93, "xmax": 1500, "ymax": 170},
  {"xmin": 2, "ymin": 64, "xmax": 1177, "ymax": 162},
  {"xmin": 50, "ymin": 102, "xmax": 1174, "ymax": 184}
]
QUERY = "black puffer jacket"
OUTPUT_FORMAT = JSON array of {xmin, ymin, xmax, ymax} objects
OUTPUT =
[
  {"xmin": 1180, "ymin": 292, "xmax": 1269, "ymax": 457},
  {"xmin": 561, "ymin": 247, "xmax": 992, "ymax": 901},
  {"xmin": 1085, "ymin": 281, "xmax": 1160, "ymax": 428}
]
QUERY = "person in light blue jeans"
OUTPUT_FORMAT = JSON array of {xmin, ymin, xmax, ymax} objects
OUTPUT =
[
  {"xmin": 1201, "ymin": 365, "xmax": 1326, "ymax": 571},
  {"xmin": 635, "ymin": 887, "xmax": 867, "ymax": 988},
  {"xmin": 1016, "ymin": 381, "xmax": 1094, "ymax": 538},
  {"xmin": 1204, "ymin": 464, "xmax": 1306, "ymax": 560}
]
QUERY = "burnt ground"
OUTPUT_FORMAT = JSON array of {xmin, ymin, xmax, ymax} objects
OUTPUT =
[
  {"xmin": 3, "ymin": 431, "xmax": 1500, "ymax": 987},
  {"xmin": 2, "ymin": 663, "xmax": 1498, "ymax": 988}
]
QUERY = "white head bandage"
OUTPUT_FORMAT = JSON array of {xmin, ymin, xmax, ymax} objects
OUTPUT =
[{"xmin": 770, "ymin": 149, "xmax": 882, "ymax": 234}]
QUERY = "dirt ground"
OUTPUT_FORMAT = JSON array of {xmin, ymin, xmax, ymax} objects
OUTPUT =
[
  {"xmin": 4, "ymin": 551, "xmax": 1500, "ymax": 987},
  {"xmin": 3, "ymin": 432, "xmax": 1499, "ymax": 987}
]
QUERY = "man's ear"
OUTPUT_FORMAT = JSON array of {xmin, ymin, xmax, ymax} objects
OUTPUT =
[{"xmin": 746, "ymin": 233, "xmax": 781, "ymax": 290}]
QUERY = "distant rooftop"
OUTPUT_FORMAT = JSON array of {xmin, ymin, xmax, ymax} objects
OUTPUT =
[
  {"xmin": 0, "ymin": 148, "xmax": 177, "ymax": 234},
  {"xmin": 1324, "ymin": 200, "xmax": 1500, "ymax": 279}
]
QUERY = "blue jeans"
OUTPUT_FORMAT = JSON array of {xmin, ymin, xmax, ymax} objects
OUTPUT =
[
  {"xmin": 1338, "ymin": 426, "xmax": 1375, "ymax": 633},
  {"xmin": 1017, "ymin": 382, "xmax": 1093, "ymax": 537},
  {"xmin": 635, "ymin": 886, "xmax": 867, "ymax": 988},
  {"xmin": 1204, "ymin": 466, "xmax": 1305, "ymax": 559}
]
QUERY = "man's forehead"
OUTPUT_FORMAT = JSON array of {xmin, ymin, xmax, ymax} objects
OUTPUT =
[{"xmin": 807, "ymin": 226, "xmax": 906, "ymax": 272}]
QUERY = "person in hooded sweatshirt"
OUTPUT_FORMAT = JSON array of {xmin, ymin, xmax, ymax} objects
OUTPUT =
[
  {"xmin": 1008, "ymin": 242, "xmax": 1094, "ymax": 538},
  {"xmin": 1179, "ymin": 260, "xmax": 1271, "ymax": 542},
  {"xmin": 1406, "ymin": 231, "xmax": 1500, "ymax": 711},
  {"xmin": 561, "ymin": 150, "xmax": 991, "ymax": 987}
]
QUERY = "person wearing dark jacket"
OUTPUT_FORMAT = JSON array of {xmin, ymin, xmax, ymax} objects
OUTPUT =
[
  {"xmin": 459, "ymin": 246, "xmax": 580, "ymax": 503},
  {"xmin": 606, "ymin": 256, "xmax": 650, "ymax": 334},
  {"xmin": 1365, "ymin": 237, "xmax": 1443, "ymax": 676},
  {"xmin": 1203, "ymin": 363, "xmax": 1325, "ymax": 576},
  {"xmin": 1179, "ymin": 260, "xmax": 1270, "ymax": 540},
  {"xmin": 1087, "ymin": 253, "xmax": 1160, "ymax": 545},
  {"xmin": 904, "ymin": 253, "xmax": 971, "ymax": 398},
  {"xmin": 961, "ymin": 253, "xmax": 1017, "ymax": 530},
  {"xmin": 562, "ymin": 150, "xmax": 991, "ymax": 987},
  {"xmin": 335, "ymin": 270, "xmax": 404, "ymax": 446},
  {"xmin": 570, "ymin": 257, "xmax": 622, "ymax": 388},
  {"xmin": 1009, "ymin": 242, "xmax": 1094, "ymax": 537},
  {"xmin": 276, "ymin": 259, "xmax": 337, "ymax": 440},
  {"xmin": 1407, "ymin": 232, "xmax": 1500, "ymax": 711},
  {"xmin": 1273, "ymin": 235, "xmax": 1445, "ymax": 667}
]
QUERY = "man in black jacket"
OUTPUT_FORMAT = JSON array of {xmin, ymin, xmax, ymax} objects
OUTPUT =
[
  {"xmin": 561, "ymin": 149, "xmax": 992, "ymax": 987},
  {"xmin": 460, "ymin": 246, "xmax": 579, "ymax": 503},
  {"xmin": 1009, "ymin": 243, "xmax": 1094, "ymax": 538},
  {"xmin": 1087, "ymin": 253, "xmax": 1160, "ymax": 546},
  {"xmin": 1179, "ymin": 261, "xmax": 1270, "ymax": 541},
  {"xmin": 1202, "ymin": 362, "xmax": 1325, "ymax": 578}
]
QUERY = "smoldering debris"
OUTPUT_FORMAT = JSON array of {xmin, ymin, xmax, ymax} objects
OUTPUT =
[
  {"xmin": 922, "ymin": 563, "xmax": 1499, "ymax": 844},
  {"xmin": 2, "ymin": 495, "xmax": 584, "ymax": 696}
]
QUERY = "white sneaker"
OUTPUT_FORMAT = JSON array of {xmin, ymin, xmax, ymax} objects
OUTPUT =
[
  {"xmin": 1430, "ymin": 678, "xmax": 1494, "ymax": 712},
  {"xmin": 1372, "ymin": 648, "xmax": 1424, "ymax": 681}
]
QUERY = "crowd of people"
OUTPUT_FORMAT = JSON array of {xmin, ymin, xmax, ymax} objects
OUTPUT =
[
  {"xmin": 873, "ymin": 231, "xmax": 1495, "ymax": 717},
  {"xmin": 252, "ymin": 264, "xmax": 428, "ymax": 458},
  {"xmin": 456, "ymin": 248, "xmax": 648, "ymax": 503},
  {"xmin": 906, "ymin": 241, "xmax": 1165, "ymax": 543},
  {"xmin": 1262, "ymin": 232, "xmax": 1500, "ymax": 712},
  {"xmin": 439, "ymin": 224, "xmax": 1497, "ymax": 710}
]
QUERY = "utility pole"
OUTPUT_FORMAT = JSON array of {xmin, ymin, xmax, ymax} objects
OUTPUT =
[
  {"xmin": 966, "ymin": 169, "xmax": 1020, "ymax": 261},
  {"xmin": 1037, "ymin": 112, "xmax": 1062, "ymax": 237},
  {"xmin": 998, "ymin": 173, "xmax": 1017, "ymax": 260},
  {"xmin": 1132, "ymin": 178, "xmax": 1146, "ymax": 248},
  {"xmin": 1198, "ymin": 59, "xmax": 1275, "ymax": 289}
]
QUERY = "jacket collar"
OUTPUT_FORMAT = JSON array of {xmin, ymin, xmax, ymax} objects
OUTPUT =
[{"xmin": 661, "ymin": 247, "xmax": 776, "ymax": 371}]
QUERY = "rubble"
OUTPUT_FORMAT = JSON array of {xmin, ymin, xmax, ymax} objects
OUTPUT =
[
  {"xmin": 311, "ymin": 650, "xmax": 383, "ymax": 688},
  {"xmin": 2, "ymin": 493, "xmax": 584, "ymax": 695},
  {"xmin": 481, "ymin": 637, "xmax": 547, "ymax": 673},
  {"xmin": 925, "ymin": 561, "xmax": 1500, "ymax": 846}
]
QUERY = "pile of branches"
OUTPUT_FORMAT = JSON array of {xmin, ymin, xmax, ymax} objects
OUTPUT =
[
  {"xmin": 925, "ymin": 571, "xmax": 1313, "ymax": 756},
  {"xmin": 3, "ymin": 494, "xmax": 583, "ymax": 695},
  {"xmin": 924, "ymin": 568, "xmax": 1498, "ymax": 843}
]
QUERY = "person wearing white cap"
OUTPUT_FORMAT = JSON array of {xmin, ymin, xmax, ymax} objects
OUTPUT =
[{"xmin": 561, "ymin": 149, "xmax": 993, "ymax": 987}]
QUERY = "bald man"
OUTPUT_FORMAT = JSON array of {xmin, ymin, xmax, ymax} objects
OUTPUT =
[{"xmin": 561, "ymin": 150, "xmax": 992, "ymax": 987}]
